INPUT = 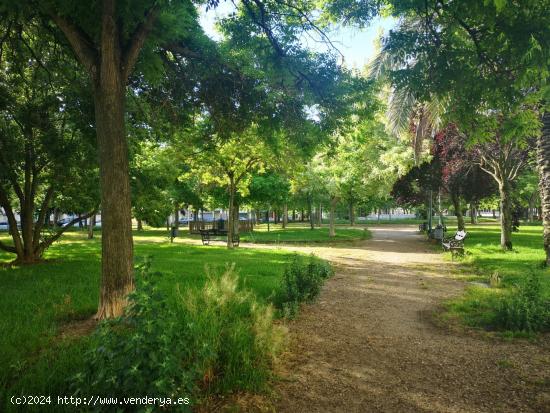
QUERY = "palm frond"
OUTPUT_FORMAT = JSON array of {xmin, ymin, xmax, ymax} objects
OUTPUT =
[{"xmin": 387, "ymin": 86, "xmax": 416, "ymax": 137}]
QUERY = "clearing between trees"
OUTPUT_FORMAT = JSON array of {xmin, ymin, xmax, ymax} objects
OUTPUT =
[{"xmin": 251, "ymin": 225, "xmax": 550, "ymax": 413}]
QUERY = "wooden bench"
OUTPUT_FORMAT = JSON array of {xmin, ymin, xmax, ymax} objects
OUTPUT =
[
  {"xmin": 442, "ymin": 230, "xmax": 467, "ymax": 260},
  {"xmin": 199, "ymin": 229, "xmax": 240, "ymax": 247}
]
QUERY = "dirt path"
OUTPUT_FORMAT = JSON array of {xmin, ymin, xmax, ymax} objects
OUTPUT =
[{"xmin": 266, "ymin": 225, "xmax": 550, "ymax": 413}]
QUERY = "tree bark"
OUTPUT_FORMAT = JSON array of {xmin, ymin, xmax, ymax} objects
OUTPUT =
[
  {"xmin": 93, "ymin": 69, "xmax": 134, "ymax": 320},
  {"xmin": 308, "ymin": 197, "xmax": 314, "ymax": 230},
  {"xmin": 52, "ymin": 1, "xmax": 160, "ymax": 319},
  {"xmin": 469, "ymin": 202, "xmax": 478, "ymax": 225},
  {"xmin": 233, "ymin": 201, "xmax": 240, "ymax": 236},
  {"xmin": 282, "ymin": 203, "xmax": 288, "ymax": 229},
  {"xmin": 317, "ymin": 203, "xmax": 322, "ymax": 227},
  {"xmin": 451, "ymin": 192, "xmax": 465, "ymax": 231},
  {"xmin": 537, "ymin": 111, "xmax": 550, "ymax": 264},
  {"xmin": 174, "ymin": 206, "xmax": 179, "ymax": 230},
  {"xmin": 349, "ymin": 200, "xmax": 355, "ymax": 226},
  {"xmin": 53, "ymin": 209, "xmax": 60, "ymax": 227},
  {"xmin": 227, "ymin": 179, "xmax": 236, "ymax": 249},
  {"xmin": 88, "ymin": 214, "xmax": 95, "ymax": 239},
  {"xmin": 137, "ymin": 218, "xmax": 143, "ymax": 231},
  {"xmin": 528, "ymin": 197, "xmax": 535, "ymax": 223},
  {"xmin": 499, "ymin": 181, "xmax": 513, "ymax": 250},
  {"xmin": 329, "ymin": 197, "xmax": 337, "ymax": 237}
]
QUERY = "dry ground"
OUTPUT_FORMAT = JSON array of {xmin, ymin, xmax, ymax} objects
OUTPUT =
[{"xmin": 257, "ymin": 225, "xmax": 550, "ymax": 413}]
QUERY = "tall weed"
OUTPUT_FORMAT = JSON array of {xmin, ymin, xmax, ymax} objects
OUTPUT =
[
  {"xmin": 73, "ymin": 259, "xmax": 284, "ymax": 410},
  {"xmin": 494, "ymin": 272, "xmax": 550, "ymax": 333},
  {"xmin": 275, "ymin": 254, "xmax": 334, "ymax": 318}
]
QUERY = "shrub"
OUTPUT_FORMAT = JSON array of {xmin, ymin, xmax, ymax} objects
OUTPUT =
[
  {"xmin": 73, "ymin": 259, "xmax": 285, "ymax": 410},
  {"xmin": 275, "ymin": 254, "xmax": 334, "ymax": 318},
  {"xmin": 494, "ymin": 272, "xmax": 550, "ymax": 333}
]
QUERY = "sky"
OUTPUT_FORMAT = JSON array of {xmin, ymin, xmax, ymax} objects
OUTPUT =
[{"xmin": 199, "ymin": 3, "xmax": 396, "ymax": 70}]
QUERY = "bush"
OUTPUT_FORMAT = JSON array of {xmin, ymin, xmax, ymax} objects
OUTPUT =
[
  {"xmin": 73, "ymin": 259, "xmax": 285, "ymax": 411},
  {"xmin": 275, "ymin": 254, "xmax": 334, "ymax": 318},
  {"xmin": 494, "ymin": 272, "xmax": 550, "ymax": 333}
]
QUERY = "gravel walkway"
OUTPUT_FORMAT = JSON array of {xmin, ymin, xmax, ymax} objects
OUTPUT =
[{"xmin": 269, "ymin": 225, "xmax": 550, "ymax": 413}]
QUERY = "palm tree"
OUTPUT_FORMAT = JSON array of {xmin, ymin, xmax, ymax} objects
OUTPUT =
[{"xmin": 368, "ymin": 19, "xmax": 445, "ymax": 164}]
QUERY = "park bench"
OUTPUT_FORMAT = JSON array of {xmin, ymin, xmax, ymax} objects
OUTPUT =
[
  {"xmin": 442, "ymin": 230, "xmax": 467, "ymax": 260},
  {"xmin": 199, "ymin": 228, "xmax": 240, "ymax": 247}
]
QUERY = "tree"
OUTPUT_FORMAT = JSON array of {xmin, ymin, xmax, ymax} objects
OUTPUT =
[
  {"xmin": 130, "ymin": 141, "xmax": 173, "ymax": 228},
  {"xmin": 0, "ymin": 21, "xmax": 97, "ymax": 263},
  {"xmin": 432, "ymin": 124, "xmax": 472, "ymax": 231},
  {"xmin": 379, "ymin": 0, "xmax": 550, "ymax": 255},
  {"xmin": 469, "ymin": 110, "xmax": 536, "ymax": 249},
  {"xmin": 248, "ymin": 172, "xmax": 290, "ymax": 229},
  {"xmin": 38, "ymin": 1, "xmax": 179, "ymax": 318},
  {"xmin": 8, "ymin": 0, "xmax": 351, "ymax": 317},
  {"xmin": 188, "ymin": 127, "xmax": 271, "ymax": 248},
  {"xmin": 516, "ymin": 171, "xmax": 540, "ymax": 223}
]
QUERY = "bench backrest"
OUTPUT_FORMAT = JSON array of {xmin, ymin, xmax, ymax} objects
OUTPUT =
[{"xmin": 455, "ymin": 230, "xmax": 467, "ymax": 241}]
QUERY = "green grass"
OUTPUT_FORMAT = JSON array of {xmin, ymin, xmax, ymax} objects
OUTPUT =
[
  {"xmin": 442, "ymin": 223, "xmax": 550, "ymax": 333},
  {"xmin": 0, "ymin": 229, "xmax": 297, "ymax": 411},
  {"xmin": 242, "ymin": 224, "xmax": 370, "ymax": 243},
  {"xmin": 178, "ymin": 223, "xmax": 370, "ymax": 243}
]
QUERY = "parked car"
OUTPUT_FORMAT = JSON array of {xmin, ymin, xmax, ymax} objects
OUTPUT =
[
  {"xmin": 56, "ymin": 218, "xmax": 74, "ymax": 228},
  {"xmin": 0, "ymin": 222, "xmax": 9, "ymax": 231},
  {"xmin": 178, "ymin": 217, "xmax": 190, "ymax": 225}
]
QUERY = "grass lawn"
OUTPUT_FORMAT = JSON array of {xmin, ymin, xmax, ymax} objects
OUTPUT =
[
  {"xmin": 241, "ymin": 224, "xmax": 370, "ymax": 243},
  {"xmin": 442, "ymin": 223, "xmax": 550, "ymax": 333},
  {"xmin": 180, "ymin": 223, "xmax": 371, "ymax": 243},
  {"xmin": 0, "ymin": 229, "xmax": 297, "ymax": 411}
]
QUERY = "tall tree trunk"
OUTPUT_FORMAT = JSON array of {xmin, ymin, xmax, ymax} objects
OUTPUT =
[
  {"xmin": 292, "ymin": 209, "xmax": 296, "ymax": 222},
  {"xmin": 349, "ymin": 200, "xmax": 355, "ymax": 226},
  {"xmin": 329, "ymin": 197, "xmax": 337, "ymax": 237},
  {"xmin": 301, "ymin": 208, "xmax": 305, "ymax": 222},
  {"xmin": 469, "ymin": 202, "xmax": 478, "ymax": 225},
  {"xmin": 53, "ymin": 1, "xmax": 159, "ymax": 318},
  {"xmin": 537, "ymin": 111, "xmax": 550, "ymax": 265},
  {"xmin": 137, "ymin": 218, "xmax": 143, "ymax": 231},
  {"xmin": 88, "ymin": 214, "xmax": 95, "ymax": 239},
  {"xmin": 227, "ymin": 179, "xmax": 235, "ymax": 249},
  {"xmin": 174, "ymin": 206, "xmax": 179, "ymax": 230},
  {"xmin": 0, "ymin": 189, "xmax": 25, "ymax": 260},
  {"xmin": 528, "ymin": 197, "xmax": 535, "ymax": 223},
  {"xmin": 317, "ymin": 203, "xmax": 322, "ymax": 227},
  {"xmin": 282, "ymin": 203, "xmax": 288, "ymax": 229},
  {"xmin": 451, "ymin": 192, "xmax": 465, "ymax": 231},
  {"xmin": 93, "ymin": 76, "xmax": 134, "ymax": 320},
  {"xmin": 234, "ymin": 202, "xmax": 240, "ymax": 236},
  {"xmin": 499, "ymin": 181, "xmax": 513, "ymax": 250},
  {"xmin": 308, "ymin": 198, "xmax": 314, "ymax": 230}
]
